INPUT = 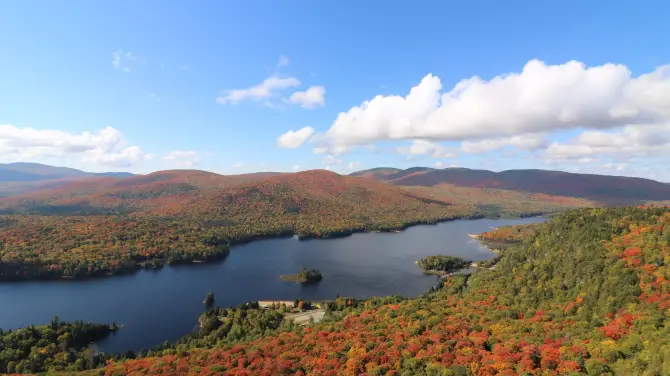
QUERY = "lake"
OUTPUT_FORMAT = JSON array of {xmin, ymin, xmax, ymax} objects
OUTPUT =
[{"xmin": 0, "ymin": 216, "xmax": 545, "ymax": 353}]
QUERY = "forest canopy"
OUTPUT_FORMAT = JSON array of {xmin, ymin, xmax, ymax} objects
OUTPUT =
[{"xmin": 73, "ymin": 206, "xmax": 670, "ymax": 376}]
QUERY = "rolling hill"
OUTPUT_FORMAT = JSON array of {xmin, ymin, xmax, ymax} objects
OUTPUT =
[
  {"xmin": 0, "ymin": 162, "xmax": 134, "ymax": 197},
  {"xmin": 0, "ymin": 168, "xmax": 591, "ymax": 280},
  {"xmin": 352, "ymin": 167, "xmax": 670, "ymax": 205}
]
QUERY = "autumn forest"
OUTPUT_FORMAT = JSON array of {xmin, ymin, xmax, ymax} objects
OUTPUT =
[{"xmin": 1, "ymin": 166, "xmax": 669, "ymax": 375}]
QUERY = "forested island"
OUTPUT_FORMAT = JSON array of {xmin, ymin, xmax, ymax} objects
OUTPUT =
[
  {"xmin": 280, "ymin": 267, "xmax": 323, "ymax": 283},
  {"xmin": 0, "ymin": 317, "xmax": 119, "ymax": 374},
  {"xmin": 416, "ymin": 255, "xmax": 471, "ymax": 275}
]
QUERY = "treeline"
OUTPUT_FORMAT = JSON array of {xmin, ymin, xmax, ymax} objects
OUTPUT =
[
  {"xmin": 0, "ymin": 216, "xmax": 230, "ymax": 280},
  {"xmin": 0, "ymin": 317, "xmax": 117, "ymax": 374},
  {"xmin": 85, "ymin": 206, "xmax": 670, "ymax": 375},
  {"xmin": 478, "ymin": 222, "xmax": 544, "ymax": 243},
  {"xmin": 0, "ymin": 206, "xmax": 555, "ymax": 282},
  {"xmin": 0, "ymin": 169, "xmax": 588, "ymax": 281}
]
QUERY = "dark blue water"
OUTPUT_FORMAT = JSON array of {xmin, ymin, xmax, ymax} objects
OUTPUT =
[{"xmin": 0, "ymin": 217, "xmax": 545, "ymax": 353}]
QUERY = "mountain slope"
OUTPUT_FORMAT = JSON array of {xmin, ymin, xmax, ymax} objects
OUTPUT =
[
  {"xmin": 0, "ymin": 162, "xmax": 134, "ymax": 197},
  {"xmin": 0, "ymin": 169, "xmax": 283, "ymax": 214},
  {"xmin": 0, "ymin": 169, "xmax": 591, "ymax": 280},
  {"xmin": 349, "ymin": 167, "xmax": 435, "ymax": 181},
  {"xmin": 353, "ymin": 167, "xmax": 670, "ymax": 204},
  {"xmin": 0, "ymin": 170, "xmax": 459, "ymax": 280},
  {"xmin": 77, "ymin": 206, "xmax": 670, "ymax": 376}
]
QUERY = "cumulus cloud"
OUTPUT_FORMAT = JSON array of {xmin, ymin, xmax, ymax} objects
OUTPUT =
[
  {"xmin": 289, "ymin": 86, "xmax": 326, "ymax": 108},
  {"xmin": 164, "ymin": 150, "xmax": 199, "ymax": 167},
  {"xmin": 322, "ymin": 60, "xmax": 670, "ymax": 148},
  {"xmin": 217, "ymin": 75, "xmax": 300, "ymax": 105},
  {"xmin": 112, "ymin": 50, "xmax": 146, "ymax": 72},
  {"xmin": 313, "ymin": 145, "xmax": 349, "ymax": 155},
  {"xmin": 545, "ymin": 123, "xmax": 670, "ymax": 160},
  {"xmin": 396, "ymin": 140, "xmax": 456, "ymax": 158},
  {"xmin": 323, "ymin": 155, "xmax": 343, "ymax": 166},
  {"xmin": 460, "ymin": 134, "xmax": 547, "ymax": 154},
  {"xmin": 277, "ymin": 126, "xmax": 315, "ymax": 148},
  {"xmin": 0, "ymin": 124, "xmax": 152, "ymax": 167}
]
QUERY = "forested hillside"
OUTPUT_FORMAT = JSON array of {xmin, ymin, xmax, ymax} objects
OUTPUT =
[
  {"xmin": 0, "ymin": 169, "xmax": 588, "ymax": 281},
  {"xmin": 77, "ymin": 206, "xmax": 668, "ymax": 375},
  {"xmin": 0, "ymin": 163, "xmax": 133, "ymax": 198},
  {"xmin": 352, "ymin": 167, "xmax": 670, "ymax": 205},
  {"xmin": 0, "ymin": 317, "xmax": 118, "ymax": 374}
]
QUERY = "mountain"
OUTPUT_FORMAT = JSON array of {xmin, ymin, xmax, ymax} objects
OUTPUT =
[
  {"xmin": 0, "ymin": 162, "xmax": 135, "ymax": 197},
  {"xmin": 0, "ymin": 162, "xmax": 133, "ymax": 180},
  {"xmin": 352, "ymin": 167, "xmax": 670, "ymax": 204},
  {"xmin": 0, "ymin": 168, "xmax": 591, "ymax": 280},
  {"xmin": 55, "ymin": 206, "xmax": 670, "ymax": 375},
  {"xmin": 0, "ymin": 162, "xmax": 90, "ymax": 180},
  {"xmin": 350, "ymin": 166, "xmax": 435, "ymax": 181}
]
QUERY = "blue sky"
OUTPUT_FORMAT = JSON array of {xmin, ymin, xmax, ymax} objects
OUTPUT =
[{"xmin": 1, "ymin": 1, "xmax": 669, "ymax": 181}]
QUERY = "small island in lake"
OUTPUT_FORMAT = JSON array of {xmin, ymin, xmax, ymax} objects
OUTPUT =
[
  {"xmin": 281, "ymin": 268, "xmax": 323, "ymax": 283},
  {"xmin": 416, "ymin": 255, "xmax": 471, "ymax": 275}
]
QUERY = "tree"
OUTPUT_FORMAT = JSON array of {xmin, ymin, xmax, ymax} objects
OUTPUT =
[{"xmin": 204, "ymin": 292, "xmax": 215, "ymax": 306}]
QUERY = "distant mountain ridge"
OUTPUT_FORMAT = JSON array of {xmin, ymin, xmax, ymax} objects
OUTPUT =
[
  {"xmin": 351, "ymin": 167, "xmax": 670, "ymax": 204},
  {"xmin": 0, "ymin": 162, "xmax": 134, "ymax": 197},
  {"xmin": 0, "ymin": 162, "xmax": 134, "ymax": 180}
]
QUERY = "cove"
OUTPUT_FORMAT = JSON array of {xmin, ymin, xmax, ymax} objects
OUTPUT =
[{"xmin": 0, "ymin": 216, "xmax": 545, "ymax": 353}]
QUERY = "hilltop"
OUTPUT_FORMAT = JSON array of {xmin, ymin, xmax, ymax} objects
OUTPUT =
[
  {"xmin": 0, "ymin": 162, "xmax": 134, "ymax": 197},
  {"xmin": 352, "ymin": 167, "xmax": 670, "ymax": 205},
  {"xmin": 0, "ymin": 168, "xmax": 589, "ymax": 280}
]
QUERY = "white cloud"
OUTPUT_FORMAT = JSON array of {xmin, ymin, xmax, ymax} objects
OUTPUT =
[
  {"xmin": 112, "ymin": 50, "xmax": 146, "ymax": 72},
  {"xmin": 292, "ymin": 164, "xmax": 300, "ymax": 171},
  {"xmin": 435, "ymin": 161, "xmax": 459, "ymax": 168},
  {"xmin": 0, "ymin": 124, "xmax": 151, "ymax": 167},
  {"xmin": 277, "ymin": 55, "xmax": 290, "ymax": 67},
  {"xmin": 164, "ymin": 150, "xmax": 199, "ymax": 167},
  {"xmin": 545, "ymin": 123, "xmax": 670, "ymax": 160},
  {"xmin": 277, "ymin": 126, "xmax": 315, "ymax": 148},
  {"xmin": 460, "ymin": 134, "xmax": 547, "ymax": 154},
  {"xmin": 322, "ymin": 60, "xmax": 670, "ymax": 148},
  {"xmin": 289, "ymin": 86, "xmax": 326, "ymax": 108},
  {"xmin": 602, "ymin": 162, "xmax": 627, "ymax": 171},
  {"xmin": 396, "ymin": 140, "xmax": 456, "ymax": 158},
  {"xmin": 323, "ymin": 155, "xmax": 343, "ymax": 166},
  {"xmin": 217, "ymin": 75, "xmax": 300, "ymax": 105},
  {"xmin": 232, "ymin": 162, "xmax": 244, "ymax": 168},
  {"xmin": 347, "ymin": 161, "xmax": 362, "ymax": 171}
]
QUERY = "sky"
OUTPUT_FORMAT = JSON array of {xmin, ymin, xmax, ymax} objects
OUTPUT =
[{"xmin": 1, "ymin": 1, "xmax": 669, "ymax": 181}]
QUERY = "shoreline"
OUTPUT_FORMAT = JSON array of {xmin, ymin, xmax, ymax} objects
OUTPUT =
[{"xmin": 0, "ymin": 213, "xmax": 548, "ymax": 283}]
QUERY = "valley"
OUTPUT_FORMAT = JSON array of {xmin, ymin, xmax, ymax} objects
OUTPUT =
[
  {"xmin": 0, "ymin": 216, "xmax": 541, "ymax": 354},
  {"xmin": 0, "ymin": 168, "xmax": 591, "ymax": 281},
  {"xmin": 1, "ymin": 164, "xmax": 669, "ymax": 375}
]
